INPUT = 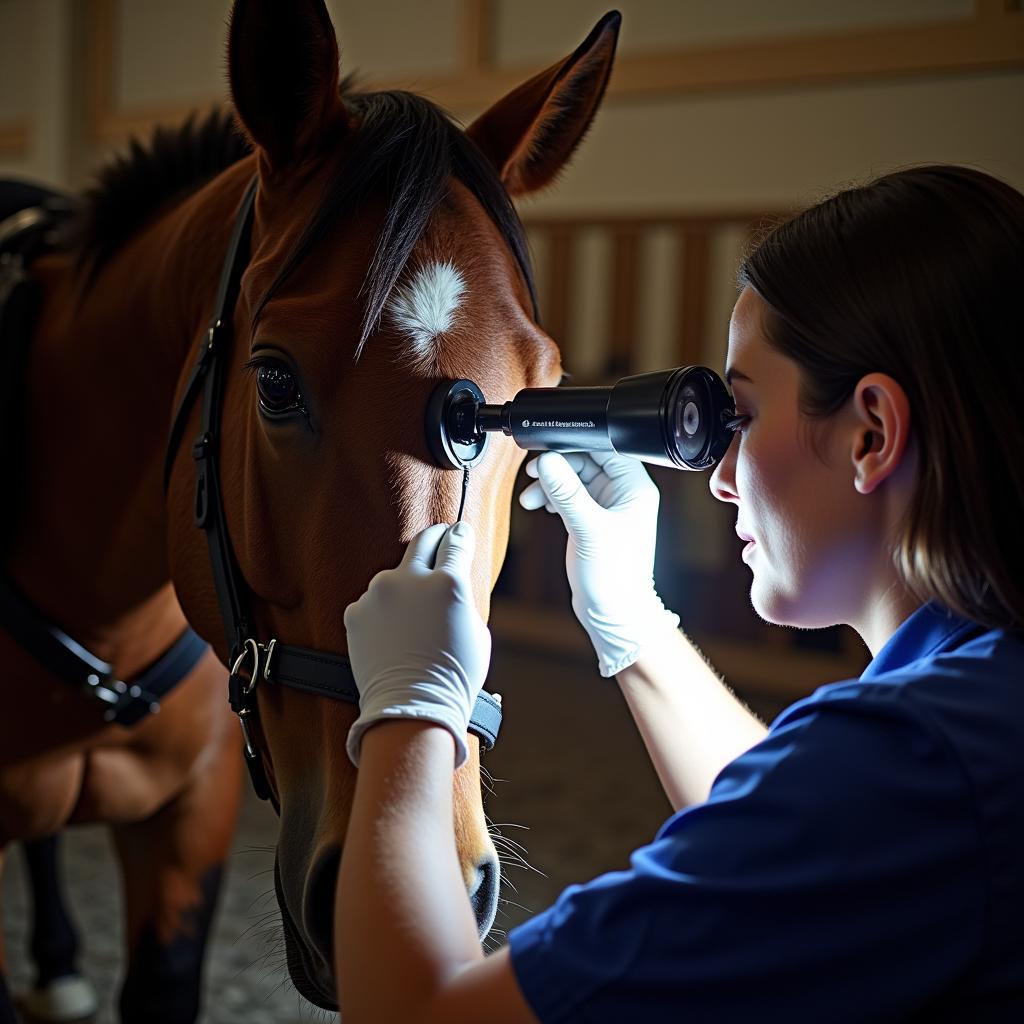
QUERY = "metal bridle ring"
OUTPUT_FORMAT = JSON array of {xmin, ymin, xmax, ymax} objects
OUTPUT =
[{"xmin": 230, "ymin": 637, "xmax": 261, "ymax": 696}]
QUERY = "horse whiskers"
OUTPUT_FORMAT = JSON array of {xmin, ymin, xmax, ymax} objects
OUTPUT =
[
  {"xmin": 487, "ymin": 819, "xmax": 547, "ymax": 886},
  {"xmin": 239, "ymin": 936, "xmax": 286, "ymax": 969},
  {"xmin": 491, "ymin": 832, "xmax": 536, "ymax": 862},
  {"xmin": 494, "ymin": 848, "xmax": 538, "ymax": 874},
  {"xmin": 245, "ymin": 865, "xmax": 277, "ymax": 883},
  {"xmin": 265, "ymin": 970, "xmax": 296, "ymax": 1002},
  {"xmin": 235, "ymin": 913, "xmax": 283, "ymax": 944},
  {"xmin": 481, "ymin": 769, "xmax": 510, "ymax": 787},
  {"xmin": 244, "ymin": 885, "xmax": 280, "ymax": 913},
  {"xmin": 246, "ymin": 886, "xmax": 280, "ymax": 913},
  {"xmin": 495, "ymin": 870, "xmax": 520, "ymax": 894},
  {"xmin": 493, "ymin": 845, "xmax": 531, "ymax": 870},
  {"xmin": 487, "ymin": 822, "xmax": 533, "ymax": 847},
  {"xmin": 496, "ymin": 896, "xmax": 533, "ymax": 914},
  {"xmin": 491, "ymin": 831, "xmax": 530, "ymax": 853},
  {"xmin": 239, "ymin": 943, "xmax": 288, "ymax": 983},
  {"xmin": 237, "ymin": 910, "xmax": 281, "ymax": 935},
  {"xmin": 305, "ymin": 1002, "xmax": 335, "ymax": 1024},
  {"xmin": 479, "ymin": 765, "xmax": 510, "ymax": 794},
  {"xmin": 498, "ymin": 855, "xmax": 548, "ymax": 880},
  {"xmin": 253, "ymin": 943, "xmax": 290, "ymax": 976},
  {"xmin": 495, "ymin": 853, "xmax": 539, "ymax": 876}
]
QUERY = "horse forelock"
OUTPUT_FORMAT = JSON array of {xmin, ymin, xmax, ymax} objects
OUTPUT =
[{"xmin": 251, "ymin": 87, "xmax": 538, "ymax": 358}]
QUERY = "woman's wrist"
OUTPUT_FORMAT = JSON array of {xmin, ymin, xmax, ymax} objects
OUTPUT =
[
  {"xmin": 348, "ymin": 699, "xmax": 470, "ymax": 768},
  {"xmin": 356, "ymin": 716, "xmax": 460, "ymax": 770},
  {"xmin": 577, "ymin": 591, "xmax": 681, "ymax": 677}
]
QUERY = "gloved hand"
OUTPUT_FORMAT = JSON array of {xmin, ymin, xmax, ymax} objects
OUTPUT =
[
  {"xmin": 519, "ymin": 450, "xmax": 679, "ymax": 677},
  {"xmin": 343, "ymin": 522, "xmax": 491, "ymax": 768}
]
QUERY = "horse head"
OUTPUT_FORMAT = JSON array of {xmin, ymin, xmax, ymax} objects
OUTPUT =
[{"xmin": 167, "ymin": 0, "xmax": 618, "ymax": 1009}]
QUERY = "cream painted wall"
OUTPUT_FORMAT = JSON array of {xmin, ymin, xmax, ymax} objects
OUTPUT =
[
  {"xmin": 508, "ymin": 70, "xmax": 1024, "ymax": 215},
  {"xmin": 493, "ymin": 0, "xmax": 976, "ymax": 64},
  {"xmin": 0, "ymin": 2, "xmax": 1019, "ymax": 202}
]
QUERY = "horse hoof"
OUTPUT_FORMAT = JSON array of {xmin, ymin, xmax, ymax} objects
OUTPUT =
[{"xmin": 17, "ymin": 976, "xmax": 99, "ymax": 1023}]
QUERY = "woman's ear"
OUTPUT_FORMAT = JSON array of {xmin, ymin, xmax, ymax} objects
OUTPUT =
[
  {"xmin": 850, "ymin": 373, "xmax": 912, "ymax": 494},
  {"xmin": 228, "ymin": 0, "xmax": 347, "ymax": 173},
  {"xmin": 466, "ymin": 11, "xmax": 620, "ymax": 197}
]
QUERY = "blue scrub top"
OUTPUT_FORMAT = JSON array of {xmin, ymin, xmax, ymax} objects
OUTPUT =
[{"xmin": 509, "ymin": 603, "xmax": 1024, "ymax": 1022}]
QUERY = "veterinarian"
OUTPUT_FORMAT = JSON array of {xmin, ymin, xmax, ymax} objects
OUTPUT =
[{"xmin": 334, "ymin": 165, "xmax": 1024, "ymax": 1022}]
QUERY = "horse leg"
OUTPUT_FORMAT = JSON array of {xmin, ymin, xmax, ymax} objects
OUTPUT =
[
  {"xmin": 17, "ymin": 836, "xmax": 98, "ymax": 1023},
  {"xmin": 111, "ymin": 743, "xmax": 242, "ymax": 1024},
  {"xmin": 0, "ymin": 976, "xmax": 16, "ymax": 1024},
  {"xmin": 0, "ymin": 847, "xmax": 20, "ymax": 1024}
]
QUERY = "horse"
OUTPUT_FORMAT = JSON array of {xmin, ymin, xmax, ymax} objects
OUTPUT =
[{"xmin": 0, "ymin": 0, "xmax": 619, "ymax": 1016}]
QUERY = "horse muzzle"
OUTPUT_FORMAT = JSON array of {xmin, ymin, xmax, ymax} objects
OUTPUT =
[{"xmin": 273, "ymin": 841, "xmax": 501, "ymax": 1010}]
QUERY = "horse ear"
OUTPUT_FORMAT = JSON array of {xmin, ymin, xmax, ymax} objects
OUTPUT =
[
  {"xmin": 466, "ymin": 11, "xmax": 620, "ymax": 197},
  {"xmin": 228, "ymin": 0, "xmax": 347, "ymax": 171}
]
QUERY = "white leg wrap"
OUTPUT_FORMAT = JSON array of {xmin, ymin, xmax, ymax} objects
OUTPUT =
[{"xmin": 19, "ymin": 975, "xmax": 99, "ymax": 1022}]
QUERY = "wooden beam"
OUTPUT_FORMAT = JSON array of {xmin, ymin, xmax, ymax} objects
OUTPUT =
[
  {"xmin": 417, "ymin": 8, "xmax": 1024, "ymax": 109},
  {"xmin": 0, "ymin": 120, "xmax": 29, "ymax": 156},
  {"xmin": 609, "ymin": 228, "xmax": 639, "ymax": 376},
  {"xmin": 677, "ymin": 228, "xmax": 709, "ymax": 369},
  {"xmin": 460, "ymin": 0, "xmax": 491, "ymax": 75},
  {"xmin": 84, "ymin": 0, "xmax": 1024, "ymax": 147},
  {"xmin": 526, "ymin": 211, "xmax": 787, "ymax": 233},
  {"xmin": 541, "ymin": 226, "xmax": 573, "ymax": 348}
]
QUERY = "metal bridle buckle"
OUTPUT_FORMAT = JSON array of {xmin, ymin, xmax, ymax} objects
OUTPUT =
[
  {"xmin": 231, "ymin": 637, "xmax": 261, "ymax": 694},
  {"xmin": 230, "ymin": 637, "xmax": 261, "ymax": 757},
  {"xmin": 262, "ymin": 638, "xmax": 277, "ymax": 681}
]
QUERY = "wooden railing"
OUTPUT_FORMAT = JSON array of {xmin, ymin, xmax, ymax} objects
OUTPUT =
[{"xmin": 523, "ymin": 211, "xmax": 780, "ymax": 378}]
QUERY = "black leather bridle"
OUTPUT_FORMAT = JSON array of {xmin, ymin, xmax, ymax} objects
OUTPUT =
[{"xmin": 162, "ymin": 178, "xmax": 503, "ymax": 802}]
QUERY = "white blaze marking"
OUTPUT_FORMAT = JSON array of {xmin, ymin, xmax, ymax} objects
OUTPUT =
[{"xmin": 387, "ymin": 260, "xmax": 467, "ymax": 366}]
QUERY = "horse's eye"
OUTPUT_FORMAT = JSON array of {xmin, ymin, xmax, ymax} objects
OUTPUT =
[{"xmin": 256, "ymin": 361, "xmax": 301, "ymax": 415}]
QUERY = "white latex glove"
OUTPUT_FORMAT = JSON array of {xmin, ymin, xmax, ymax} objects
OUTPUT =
[
  {"xmin": 343, "ymin": 522, "xmax": 491, "ymax": 768},
  {"xmin": 519, "ymin": 450, "xmax": 679, "ymax": 677}
]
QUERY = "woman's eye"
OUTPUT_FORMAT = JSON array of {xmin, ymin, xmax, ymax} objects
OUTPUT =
[{"xmin": 254, "ymin": 360, "xmax": 304, "ymax": 416}]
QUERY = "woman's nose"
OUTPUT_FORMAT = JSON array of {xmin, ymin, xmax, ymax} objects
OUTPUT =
[{"xmin": 709, "ymin": 437, "xmax": 738, "ymax": 503}]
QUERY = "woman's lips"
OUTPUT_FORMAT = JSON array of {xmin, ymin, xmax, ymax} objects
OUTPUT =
[{"xmin": 736, "ymin": 527, "xmax": 756, "ymax": 560}]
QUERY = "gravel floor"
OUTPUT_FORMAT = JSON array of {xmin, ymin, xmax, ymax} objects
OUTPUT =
[{"xmin": 2, "ymin": 642, "xmax": 680, "ymax": 1023}]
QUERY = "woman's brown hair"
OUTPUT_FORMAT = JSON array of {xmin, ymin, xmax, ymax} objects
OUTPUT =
[{"xmin": 739, "ymin": 165, "xmax": 1024, "ymax": 634}]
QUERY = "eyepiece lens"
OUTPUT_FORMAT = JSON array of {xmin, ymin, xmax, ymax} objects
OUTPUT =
[
  {"xmin": 681, "ymin": 400, "xmax": 700, "ymax": 437},
  {"xmin": 663, "ymin": 367, "xmax": 734, "ymax": 469},
  {"xmin": 670, "ymin": 382, "xmax": 708, "ymax": 464}
]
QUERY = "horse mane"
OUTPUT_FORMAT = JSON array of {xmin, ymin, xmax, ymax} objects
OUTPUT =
[
  {"xmin": 73, "ymin": 85, "xmax": 537, "ymax": 348},
  {"xmin": 73, "ymin": 107, "xmax": 252, "ymax": 281}
]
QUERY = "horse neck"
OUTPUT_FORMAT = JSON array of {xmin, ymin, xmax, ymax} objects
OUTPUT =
[{"xmin": 10, "ymin": 160, "xmax": 256, "ymax": 641}]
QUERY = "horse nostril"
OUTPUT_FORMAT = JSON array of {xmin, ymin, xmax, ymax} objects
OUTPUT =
[{"xmin": 469, "ymin": 856, "xmax": 500, "ymax": 938}]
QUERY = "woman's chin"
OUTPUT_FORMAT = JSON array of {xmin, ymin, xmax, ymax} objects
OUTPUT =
[{"xmin": 750, "ymin": 580, "xmax": 800, "ymax": 629}]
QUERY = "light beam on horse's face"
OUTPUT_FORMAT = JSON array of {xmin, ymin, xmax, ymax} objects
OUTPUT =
[{"xmin": 162, "ymin": 0, "xmax": 618, "ymax": 1011}]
